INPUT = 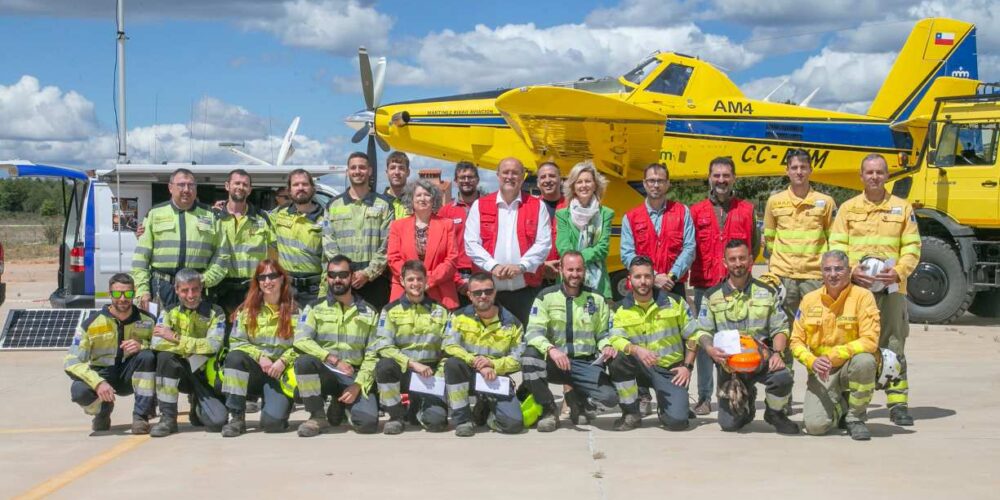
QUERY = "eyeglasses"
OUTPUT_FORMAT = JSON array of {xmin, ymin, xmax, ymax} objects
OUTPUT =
[
  {"xmin": 256, "ymin": 272, "xmax": 282, "ymax": 282},
  {"xmin": 110, "ymin": 290, "xmax": 135, "ymax": 299},
  {"xmin": 171, "ymin": 182, "xmax": 196, "ymax": 191},
  {"xmin": 327, "ymin": 270, "xmax": 351, "ymax": 279},
  {"xmin": 469, "ymin": 288, "xmax": 496, "ymax": 297},
  {"xmin": 644, "ymin": 179, "xmax": 667, "ymax": 185},
  {"xmin": 456, "ymin": 175, "xmax": 478, "ymax": 182}
]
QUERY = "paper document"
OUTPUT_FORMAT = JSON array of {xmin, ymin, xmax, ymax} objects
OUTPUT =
[
  {"xmin": 409, "ymin": 374, "xmax": 446, "ymax": 397},
  {"xmin": 886, "ymin": 259, "xmax": 900, "ymax": 293},
  {"xmin": 475, "ymin": 374, "xmax": 512, "ymax": 396},
  {"xmin": 713, "ymin": 329, "xmax": 743, "ymax": 355},
  {"xmin": 147, "ymin": 302, "xmax": 159, "ymax": 318},
  {"xmin": 590, "ymin": 354, "xmax": 608, "ymax": 366},
  {"xmin": 188, "ymin": 355, "xmax": 208, "ymax": 373}
]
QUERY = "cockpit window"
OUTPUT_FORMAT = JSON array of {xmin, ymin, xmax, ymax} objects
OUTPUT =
[
  {"xmin": 645, "ymin": 63, "xmax": 694, "ymax": 96},
  {"xmin": 622, "ymin": 56, "xmax": 660, "ymax": 85}
]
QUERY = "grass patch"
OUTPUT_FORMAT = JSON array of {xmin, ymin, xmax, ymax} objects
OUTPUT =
[{"xmin": 5, "ymin": 243, "xmax": 59, "ymax": 261}]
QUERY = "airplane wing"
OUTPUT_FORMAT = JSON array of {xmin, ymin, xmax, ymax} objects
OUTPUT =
[{"xmin": 494, "ymin": 86, "xmax": 665, "ymax": 178}]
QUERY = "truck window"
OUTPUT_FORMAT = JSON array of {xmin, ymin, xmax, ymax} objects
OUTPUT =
[{"xmin": 935, "ymin": 122, "xmax": 999, "ymax": 167}]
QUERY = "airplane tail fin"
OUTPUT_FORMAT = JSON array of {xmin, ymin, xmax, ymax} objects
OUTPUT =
[{"xmin": 867, "ymin": 18, "xmax": 978, "ymax": 122}]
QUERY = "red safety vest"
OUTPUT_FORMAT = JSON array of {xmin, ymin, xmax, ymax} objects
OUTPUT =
[
  {"xmin": 625, "ymin": 201, "xmax": 688, "ymax": 277},
  {"xmin": 688, "ymin": 197, "xmax": 754, "ymax": 288},
  {"xmin": 476, "ymin": 192, "xmax": 543, "ymax": 287}
]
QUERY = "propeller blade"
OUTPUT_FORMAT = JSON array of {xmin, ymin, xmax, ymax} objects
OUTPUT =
[
  {"xmin": 375, "ymin": 134, "xmax": 390, "ymax": 152},
  {"xmin": 372, "ymin": 56, "xmax": 387, "ymax": 109},
  {"xmin": 367, "ymin": 135, "xmax": 378, "ymax": 189},
  {"xmin": 276, "ymin": 116, "xmax": 300, "ymax": 167},
  {"xmin": 359, "ymin": 47, "xmax": 375, "ymax": 111},
  {"xmin": 351, "ymin": 123, "xmax": 370, "ymax": 143}
]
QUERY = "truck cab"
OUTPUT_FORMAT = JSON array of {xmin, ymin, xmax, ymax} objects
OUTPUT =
[
  {"xmin": 3, "ymin": 161, "xmax": 345, "ymax": 309},
  {"xmin": 892, "ymin": 85, "xmax": 1000, "ymax": 322}
]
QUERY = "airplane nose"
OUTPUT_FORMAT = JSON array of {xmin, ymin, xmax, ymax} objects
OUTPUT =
[{"xmin": 344, "ymin": 109, "xmax": 374, "ymax": 131}]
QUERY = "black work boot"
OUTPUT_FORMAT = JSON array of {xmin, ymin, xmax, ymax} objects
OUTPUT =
[
  {"xmin": 150, "ymin": 415, "xmax": 178, "ymax": 438},
  {"xmin": 131, "ymin": 414, "xmax": 151, "ymax": 435},
  {"xmin": 764, "ymin": 408, "xmax": 800, "ymax": 435},
  {"xmin": 221, "ymin": 412, "xmax": 246, "ymax": 437},
  {"xmin": 326, "ymin": 400, "xmax": 346, "ymax": 426},
  {"xmin": 188, "ymin": 394, "xmax": 203, "ymax": 427},
  {"xmin": 536, "ymin": 404, "xmax": 559, "ymax": 432},
  {"xmin": 613, "ymin": 412, "xmax": 642, "ymax": 431},
  {"xmin": 846, "ymin": 421, "xmax": 871, "ymax": 441},
  {"xmin": 890, "ymin": 405, "xmax": 914, "ymax": 426},
  {"xmin": 566, "ymin": 391, "xmax": 596, "ymax": 425},
  {"xmin": 91, "ymin": 402, "xmax": 114, "ymax": 432},
  {"xmin": 297, "ymin": 411, "xmax": 331, "ymax": 437}
]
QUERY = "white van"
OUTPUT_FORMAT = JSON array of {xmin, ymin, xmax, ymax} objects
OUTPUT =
[{"xmin": 1, "ymin": 161, "xmax": 344, "ymax": 308}]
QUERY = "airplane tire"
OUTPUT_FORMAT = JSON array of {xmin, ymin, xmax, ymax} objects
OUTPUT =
[
  {"xmin": 907, "ymin": 236, "xmax": 973, "ymax": 324},
  {"xmin": 611, "ymin": 270, "xmax": 630, "ymax": 302}
]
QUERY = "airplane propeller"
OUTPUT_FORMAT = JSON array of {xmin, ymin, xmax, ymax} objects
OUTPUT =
[{"xmin": 350, "ymin": 46, "xmax": 389, "ymax": 187}]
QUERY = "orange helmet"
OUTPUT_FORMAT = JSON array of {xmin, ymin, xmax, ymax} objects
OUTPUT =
[{"xmin": 727, "ymin": 336, "xmax": 764, "ymax": 373}]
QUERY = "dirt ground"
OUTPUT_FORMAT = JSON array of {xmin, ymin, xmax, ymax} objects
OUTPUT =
[{"xmin": 1, "ymin": 261, "xmax": 999, "ymax": 499}]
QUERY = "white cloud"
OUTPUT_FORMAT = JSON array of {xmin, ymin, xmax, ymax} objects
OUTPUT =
[
  {"xmin": 387, "ymin": 22, "xmax": 761, "ymax": 92},
  {"xmin": 0, "ymin": 76, "xmax": 347, "ymax": 170},
  {"xmin": 742, "ymin": 49, "xmax": 897, "ymax": 113},
  {"xmin": 585, "ymin": 0, "xmax": 704, "ymax": 28},
  {"xmin": 244, "ymin": 0, "xmax": 392, "ymax": 56},
  {"xmin": 0, "ymin": 76, "xmax": 98, "ymax": 141}
]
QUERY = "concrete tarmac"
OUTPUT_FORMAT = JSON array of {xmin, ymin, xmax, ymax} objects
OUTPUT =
[{"xmin": 1, "ymin": 264, "xmax": 999, "ymax": 499}]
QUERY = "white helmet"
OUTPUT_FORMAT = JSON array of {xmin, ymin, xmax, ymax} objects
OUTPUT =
[
  {"xmin": 878, "ymin": 348, "xmax": 901, "ymax": 388},
  {"xmin": 860, "ymin": 257, "xmax": 888, "ymax": 293}
]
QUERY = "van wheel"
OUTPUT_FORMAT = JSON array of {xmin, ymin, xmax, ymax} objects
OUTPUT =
[
  {"xmin": 611, "ymin": 270, "xmax": 630, "ymax": 302},
  {"xmin": 969, "ymin": 289, "xmax": 1000, "ymax": 318},
  {"xmin": 907, "ymin": 236, "xmax": 973, "ymax": 324}
]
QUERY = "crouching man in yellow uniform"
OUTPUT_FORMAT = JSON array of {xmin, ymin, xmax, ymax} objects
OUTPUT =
[{"xmin": 791, "ymin": 250, "xmax": 879, "ymax": 441}]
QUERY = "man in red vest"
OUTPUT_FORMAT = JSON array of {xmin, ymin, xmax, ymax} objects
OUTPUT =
[
  {"xmin": 464, "ymin": 157, "xmax": 553, "ymax": 325},
  {"xmin": 688, "ymin": 156, "xmax": 759, "ymax": 415},
  {"xmin": 438, "ymin": 161, "xmax": 481, "ymax": 307},
  {"xmin": 620, "ymin": 163, "xmax": 695, "ymax": 297}
]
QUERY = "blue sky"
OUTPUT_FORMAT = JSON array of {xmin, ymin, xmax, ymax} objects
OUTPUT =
[{"xmin": 1, "ymin": 0, "xmax": 997, "ymax": 180}]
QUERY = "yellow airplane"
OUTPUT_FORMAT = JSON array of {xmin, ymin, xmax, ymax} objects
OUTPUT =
[{"xmin": 345, "ymin": 17, "xmax": 981, "ymax": 294}]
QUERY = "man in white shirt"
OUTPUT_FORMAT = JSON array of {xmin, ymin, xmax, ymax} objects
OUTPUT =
[{"xmin": 465, "ymin": 157, "xmax": 552, "ymax": 325}]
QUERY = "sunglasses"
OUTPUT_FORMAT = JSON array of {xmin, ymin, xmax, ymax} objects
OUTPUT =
[
  {"xmin": 469, "ymin": 288, "xmax": 496, "ymax": 297},
  {"xmin": 110, "ymin": 290, "xmax": 136, "ymax": 299},
  {"xmin": 327, "ymin": 270, "xmax": 352, "ymax": 279},
  {"xmin": 256, "ymin": 272, "xmax": 282, "ymax": 282}
]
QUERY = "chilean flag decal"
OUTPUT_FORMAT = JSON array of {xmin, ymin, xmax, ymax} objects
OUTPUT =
[{"xmin": 935, "ymin": 32, "xmax": 955, "ymax": 45}]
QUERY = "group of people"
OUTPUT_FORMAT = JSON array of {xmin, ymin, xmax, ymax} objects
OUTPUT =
[{"xmin": 65, "ymin": 147, "xmax": 919, "ymax": 441}]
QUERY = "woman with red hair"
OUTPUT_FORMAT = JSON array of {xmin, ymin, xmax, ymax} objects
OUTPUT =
[{"xmin": 220, "ymin": 259, "xmax": 300, "ymax": 437}]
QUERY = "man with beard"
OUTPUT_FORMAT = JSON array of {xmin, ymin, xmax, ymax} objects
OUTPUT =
[
  {"xmin": 214, "ymin": 169, "xmax": 276, "ymax": 318},
  {"xmin": 692, "ymin": 240, "xmax": 798, "ymax": 435},
  {"xmin": 688, "ymin": 157, "xmax": 758, "ymax": 416},
  {"xmin": 293, "ymin": 255, "xmax": 380, "ymax": 436},
  {"xmin": 521, "ymin": 251, "xmax": 618, "ymax": 431},
  {"xmin": 272, "ymin": 168, "xmax": 327, "ymax": 308},
  {"xmin": 437, "ymin": 161, "xmax": 481, "ymax": 304},
  {"xmin": 443, "ymin": 272, "xmax": 525, "ymax": 437},
  {"xmin": 323, "ymin": 152, "xmax": 395, "ymax": 311},
  {"xmin": 384, "ymin": 151, "xmax": 411, "ymax": 219},
  {"xmin": 465, "ymin": 157, "xmax": 552, "ymax": 325},
  {"xmin": 133, "ymin": 168, "xmax": 230, "ymax": 311},
  {"xmin": 535, "ymin": 162, "xmax": 564, "ymax": 285},
  {"xmin": 65, "ymin": 273, "xmax": 157, "ymax": 434},
  {"xmin": 608, "ymin": 256, "xmax": 699, "ymax": 431}
]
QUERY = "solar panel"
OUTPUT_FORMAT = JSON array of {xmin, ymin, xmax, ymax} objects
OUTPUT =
[{"xmin": 0, "ymin": 309, "xmax": 98, "ymax": 350}]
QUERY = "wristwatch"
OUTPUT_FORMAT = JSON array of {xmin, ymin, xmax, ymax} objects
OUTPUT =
[{"xmin": 683, "ymin": 362, "xmax": 694, "ymax": 371}]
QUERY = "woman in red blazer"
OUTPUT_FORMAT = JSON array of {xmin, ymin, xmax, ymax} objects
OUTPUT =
[{"xmin": 387, "ymin": 179, "xmax": 460, "ymax": 309}]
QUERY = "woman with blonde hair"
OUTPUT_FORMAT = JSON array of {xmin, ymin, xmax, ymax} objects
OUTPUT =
[
  {"xmin": 554, "ymin": 161, "xmax": 614, "ymax": 299},
  {"xmin": 220, "ymin": 259, "xmax": 299, "ymax": 437}
]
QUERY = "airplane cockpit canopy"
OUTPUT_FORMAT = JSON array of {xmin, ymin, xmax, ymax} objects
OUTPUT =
[
  {"xmin": 644, "ymin": 63, "xmax": 694, "ymax": 96},
  {"xmin": 622, "ymin": 55, "xmax": 660, "ymax": 86}
]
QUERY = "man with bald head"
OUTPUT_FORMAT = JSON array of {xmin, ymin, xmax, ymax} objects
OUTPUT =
[{"xmin": 465, "ymin": 157, "xmax": 553, "ymax": 324}]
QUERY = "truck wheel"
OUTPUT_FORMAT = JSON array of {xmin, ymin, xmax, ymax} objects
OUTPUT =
[
  {"xmin": 969, "ymin": 289, "xmax": 1000, "ymax": 318},
  {"xmin": 611, "ymin": 270, "xmax": 630, "ymax": 302},
  {"xmin": 907, "ymin": 236, "xmax": 973, "ymax": 324}
]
